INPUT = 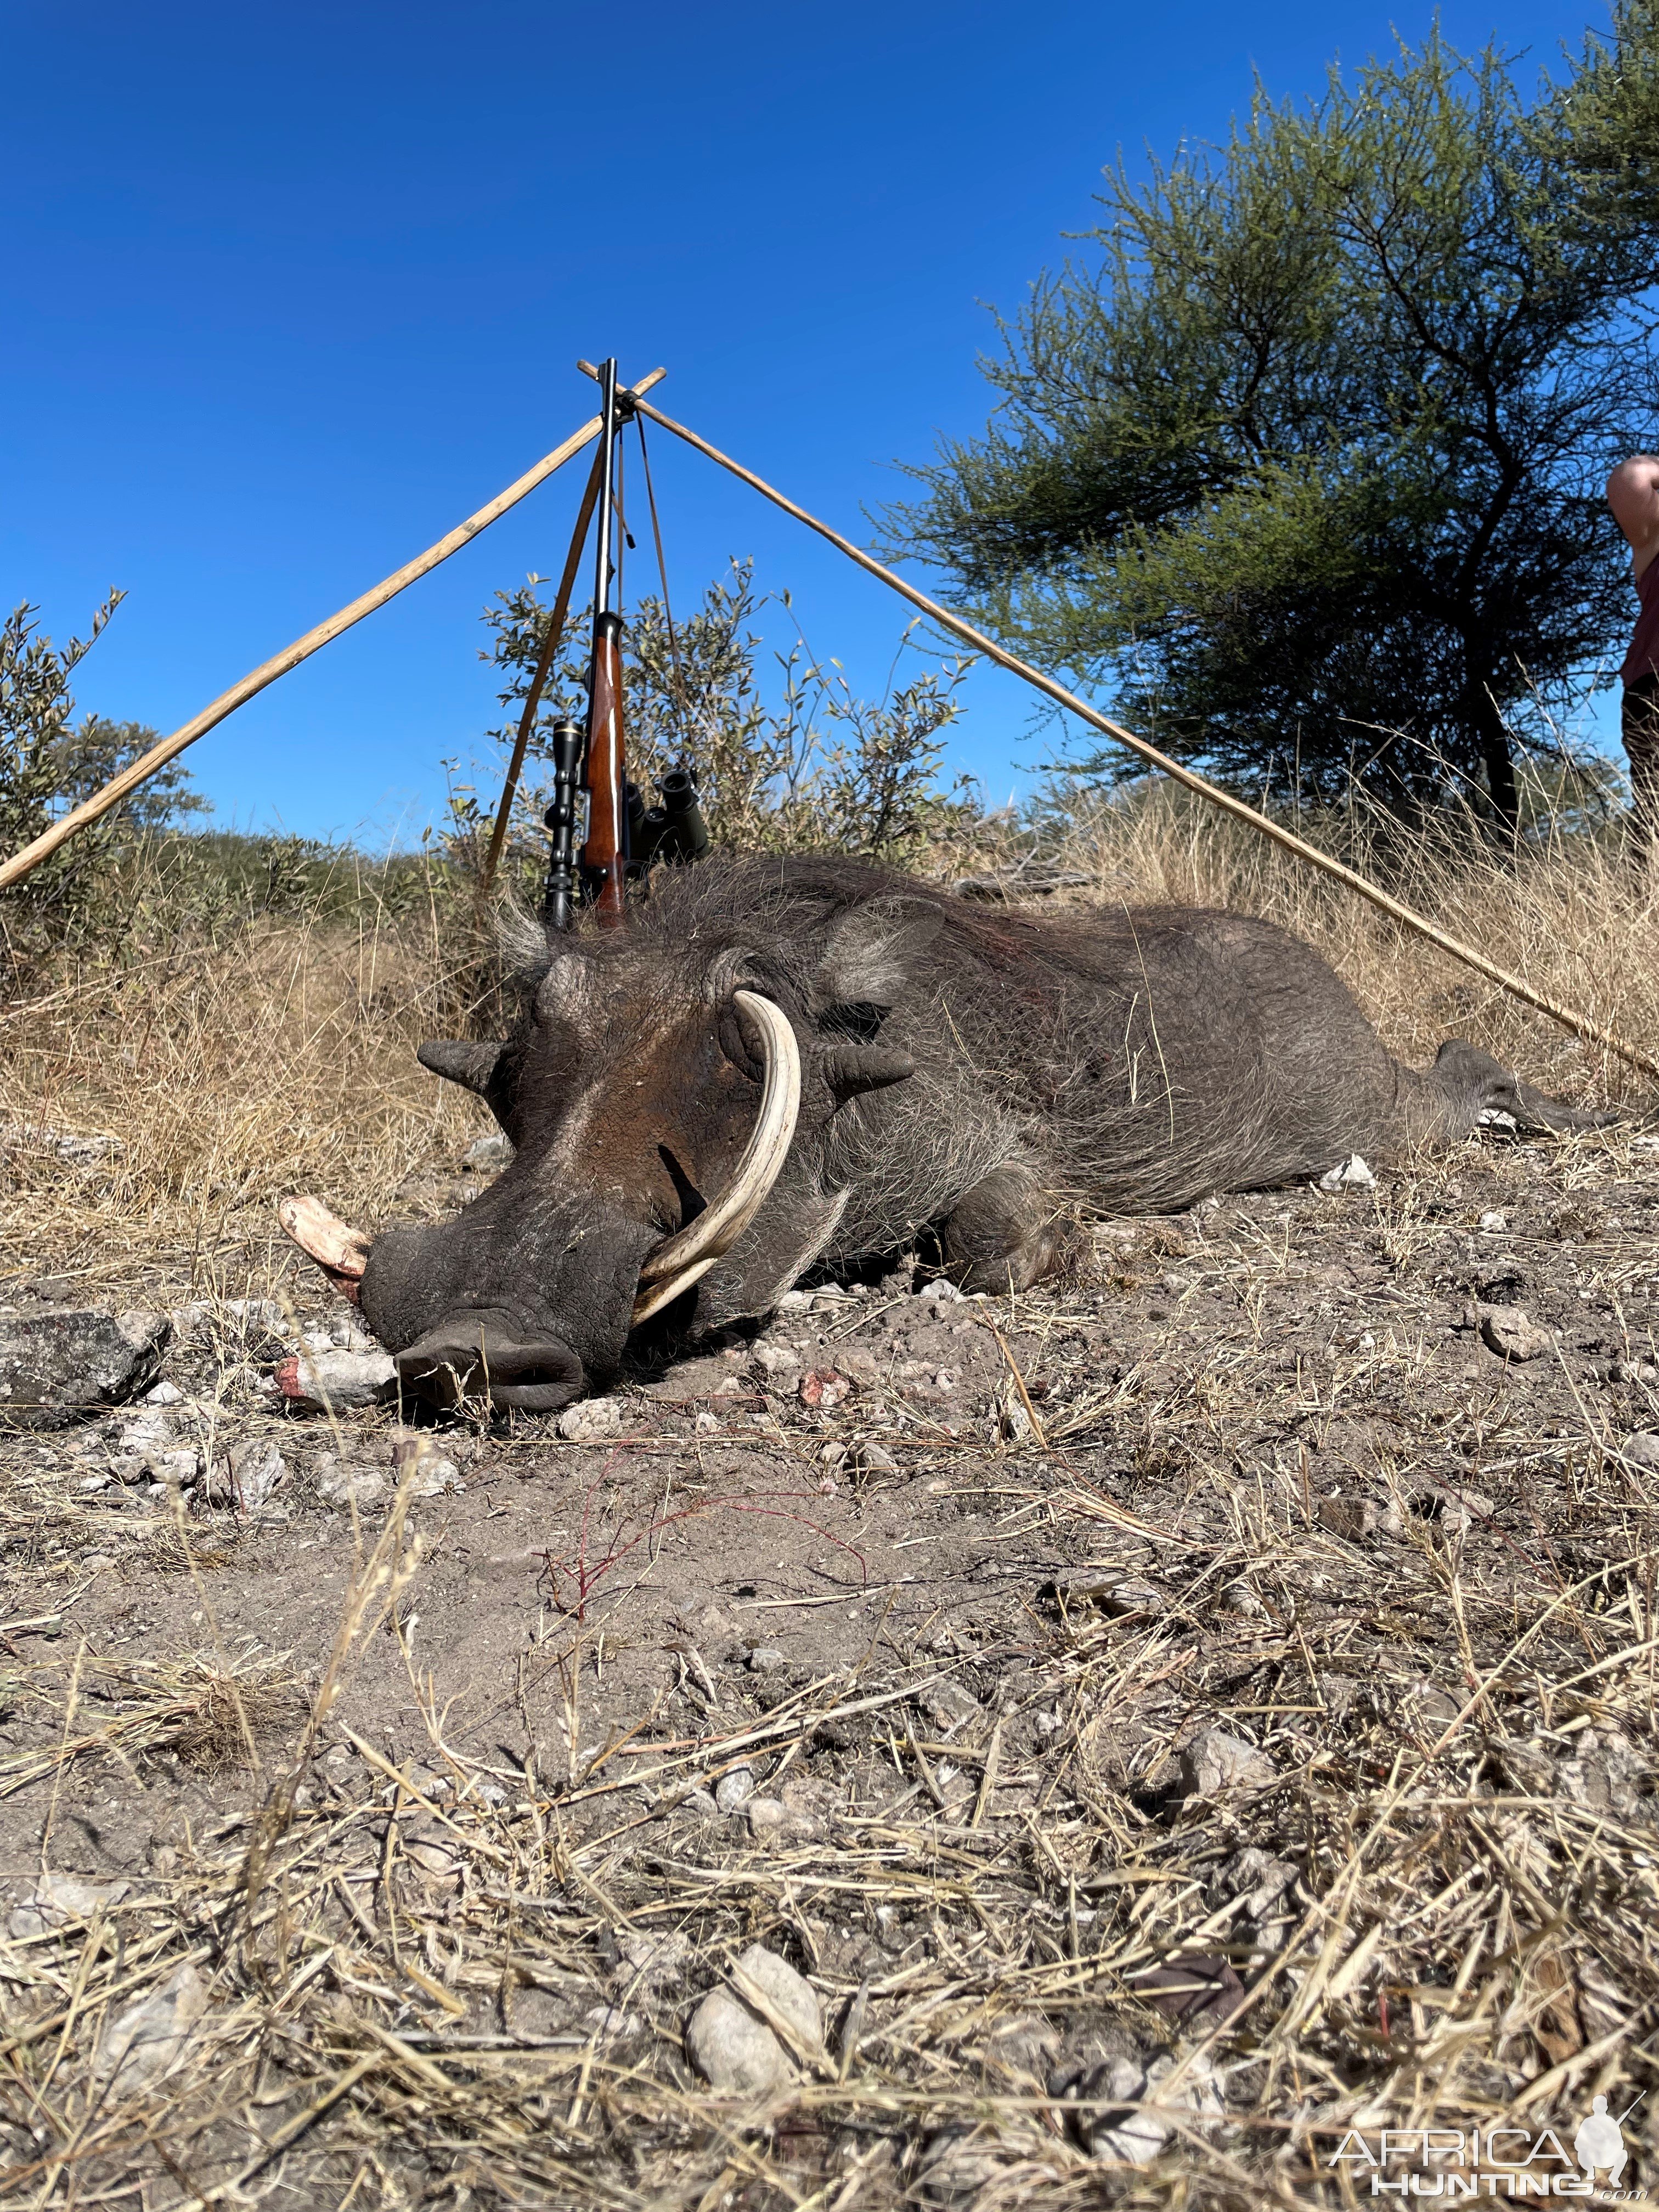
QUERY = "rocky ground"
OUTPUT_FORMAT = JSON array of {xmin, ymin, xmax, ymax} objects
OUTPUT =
[{"xmin": 2, "ymin": 1119, "xmax": 1658, "ymax": 2208}]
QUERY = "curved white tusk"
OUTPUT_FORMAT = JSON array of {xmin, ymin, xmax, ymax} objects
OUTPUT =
[
  {"xmin": 278, "ymin": 1194, "xmax": 372, "ymax": 1305},
  {"xmin": 632, "ymin": 990, "xmax": 800, "ymax": 1324}
]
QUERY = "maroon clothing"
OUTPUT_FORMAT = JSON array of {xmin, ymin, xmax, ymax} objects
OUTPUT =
[{"xmin": 1623, "ymin": 558, "xmax": 1659, "ymax": 684}]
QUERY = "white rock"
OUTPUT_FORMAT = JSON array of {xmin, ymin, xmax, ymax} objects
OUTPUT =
[
  {"xmin": 214, "ymin": 1437, "xmax": 288, "ymax": 1509},
  {"xmin": 269, "ymin": 1347, "xmax": 396, "ymax": 1413},
  {"xmin": 731, "ymin": 1942, "xmax": 822, "ymax": 2053},
  {"xmin": 1087, "ymin": 2050, "xmax": 1224, "ymax": 2164},
  {"xmin": 143, "ymin": 1381, "xmax": 183, "ymax": 1407},
  {"xmin": 715, "ymin": 1765, "xmax": 756, "ymax": 1813},
  {"xmin": 1623, "ymin": 1432, "xmax": 1659, "ymax": 1470},
  {"xmin": 391, "ymin": 1435, "xmax": 462, "ymax": 1498},
  {"xmin": 1480, "ymin": 1307, "xmax": 1555, "ymax": 1362},
  {"xmin": 686, "ymin": 1988, "xmax": 794, "ymax": 2094},
  {"xmin": 95, "ymin": 1963, "xmax": 207, "ymax": 2089},
  {"xmin": 314, "ymin": 1457, "xmax": 390, "ymax": 1508},
  {"xmin": 1319, "ymin": 1154, "xmax": 1376, "ymax": 1192},
  {"xmin": 556, "ymin": 1396, "xmax": 623, "ymax": 1442},
  {"xmin": 7, "ymin": 1873, "xmax": 131, "ymax": 1940},
  {"xmin": 1179, "ymin": 1726, "xmax": 1277, "ymax": 1798},
  {"xmin": 747, "ymin": 1646, "xmax": 787, "ymax": 1673},
  {"xmin": 1479, "ymin": 1210, "xmax": 1509, "ymax": 1233},
  {"xmin": 752, "ymin": 1343, "xmax": 804, "ymax": 1385},
  {"xmin": 464, "ymin": 1132, "xmax": 514, "ymax": 1172},
  {"xmin": 326, "ymin": 1313, "xmax": 380, "ymax": 1353}
]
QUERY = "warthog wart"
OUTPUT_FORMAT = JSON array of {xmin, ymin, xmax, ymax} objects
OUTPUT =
[{"xmin": 281, "ymin": 856, "xmax": 1606, "ymax": 1411}]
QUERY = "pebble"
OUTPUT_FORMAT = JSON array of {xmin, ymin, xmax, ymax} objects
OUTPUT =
[
  {"xmin": 143, "ymin": 1381, "xmax": 184, "ymax": 1407},
  {"xmin": 391, "ymin": 1435, "xmax": 462, "ymax": 1498},
  {"xmin": 8, "ymin": 1874, "xmax": 131, "ymax": 1939},
  {"xmin": 1318, "ymin": 1154, "xmax": 1376, "ymax": 1192},
  {"xmin": 1178, "ymin": 1726, "xmax": 1277, "ymax": 1798},
  {"xmin": 464, "ymin": 1132, "xmax": 514, "ymax": 1171},
  {"xmin": 685, "ymin": 1943, "xmax": 822, "ymax": 2094},
  {"xmin": 1479, "ymin": 1210, "xmax": 1509, "ymax": 1232},
  {"xmin": 1621, "ymin": 1432, "xmax": 1659, "ymax": 1470},
  {"xmin": 714, "ymin": 1765, "xmax": 755, "ymax": 1812},
  {"xmin": 556, "ymin": 1397, "xmax": 623, "ymax": 1442},
  {"xmin": 747, "ymin": 1646, "xmax": 787, "ymax": 1673},
  {"xmin": 1480, "ymin": 1307, "xmax": 1555, "ymax": 1362},
  {"xmin": 95, "ymin": 1965, "xmax": 207, "ymax": 2089}
]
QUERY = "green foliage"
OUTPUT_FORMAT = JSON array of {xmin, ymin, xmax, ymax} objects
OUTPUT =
[
  {"xmin": 450, "ymin": 560, "xmax": 976, "ymax": 889},
  {"xmin": 887, "ymin": 4, "xmax": 1659, "ymax": 824},
  {"xmin": 0, "ymin": 597, "xmax": 209, "ymax": 975}
]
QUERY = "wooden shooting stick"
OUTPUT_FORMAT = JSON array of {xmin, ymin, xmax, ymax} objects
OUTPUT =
[
  {"xmin": 622, "ymin": 385, "xmax": 1659, "ymax": 1087},
  {"xmin": 476, "ymin": 439, "xmax": 606, "ymax": 902},
  {"xmin": 0, "ymin": 369, "xmax": 666, "ymax": 896}
]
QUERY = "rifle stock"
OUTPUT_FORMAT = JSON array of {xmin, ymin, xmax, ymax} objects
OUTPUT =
[{"xmin": 581, "ymin": 609, "xmax": 628, "ymax": 918}]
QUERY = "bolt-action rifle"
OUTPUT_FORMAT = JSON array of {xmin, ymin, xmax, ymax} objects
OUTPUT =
[{"xmin": 542, "ymin": 358, "xmax": 708, "ymax": 931}]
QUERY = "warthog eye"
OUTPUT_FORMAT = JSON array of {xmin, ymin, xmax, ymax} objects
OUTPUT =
[
  {"xmin": 819, "ymin": 1000, "xmax": 888, "ymax": 1043},
  {"xmin": 658, "ymin": 1145, "xmax": 707, "ymax": 1232}
]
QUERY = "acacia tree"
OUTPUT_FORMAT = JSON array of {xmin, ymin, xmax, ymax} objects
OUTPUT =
[{"xmin": 887, "ymin": 5, "xmax": 1659, "ymax": 825}]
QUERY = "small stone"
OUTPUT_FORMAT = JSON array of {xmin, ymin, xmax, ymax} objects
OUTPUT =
[
  {"xmin": 314, "ymin": 1457, "xmax": 390, "ymax": 1508},
  {"xmin": 391, "ymin": 1435, "xmax": 462, "ymax": 1498},
  {"xmin": 464, "ymin": 1132, "xmax": 514, "ymax": 1172},
  {"xmin": 326, "ymin": 1312, "xmax": 380, "ymax": 1353},
  {"xmin": 747, "ymin": 1646, "xmax": 787, "ymax": 1673},
  {"xmin": 997, "ymin": 1380, "xmax": 1040, "ymax": 1445},
  {"xmin": 1178, "ymin": 1726, "xmax": 1276, "ymax": 1798},
  {"xmin": 143, "ymin": 1381, "xmax": 183, "ymax": 1407},
  {"xmin": 798, "ymin": 1368, "xmax": 851, "ymax": 1410},
  {"xmin": 556, "ymin": 1396, "xmax": 623, "ymax": 1442},
  {"xmin": 269, "ymin": 1347, "xmax": 397, "ymax": 1413},
  {"xmin": 844, "ymin": 1438, "xmax": 898, "ymax": 1477},
  {"xmin": 401, "ymin": 1838, "xmax": 462, "ymax": 1883},
  {"xmin": 730, "ymin": 1942, "xmax": 823, "ymax": 2055},
  {"xmin": 1621, "ymin": 1432, "xmax": 1659, "ymax": 1470},
  {"xmin": 1056, "ymin": 1568, "xmax": 1164, "ymax": 1617},
  {"xmin": 715, "ymin": 1765, "xmax": 756, "ymax": 1813},
  {"xmin": 685, "ymin": 1987, "xmax": 794, "ymax": 2095},
  {"xmin": 693, "ymin": 1409, "xmax": 719, "ymax": 1432},
  {"xmin": 1480, "ymin": 1307, "xmax": 1555, "ymax": 1362},
  {"xmin": 94, "ymin": 1963, "xmax": 206, "ymax": 2088},
  {"xmin": 1479, "ymin": 1210, "xmax": 1509, "ymax": 1232},
  {"xmin": 8, "ymin": 1873, "xmax": 131, "ymax": 1939},
  {"xmin": 614, "ymin": 1929, "xmax": 689, "ymax": 1989},
  {"xmin": 206, "ymin": 1437, "xmax": 289, "ymax": 1510},
  {"xmin": 1211, "ymin": 1847, "xmax": 1296, "ymax": 1921},
  {"xmin": 752, "ymin": 1344, "xmax": 804, "ymax": 1386},
  {"xmin": 1319, "ymin": 1154, "xmax": 1375, "ymax": 1192}
]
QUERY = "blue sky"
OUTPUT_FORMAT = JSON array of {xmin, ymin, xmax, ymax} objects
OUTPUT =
[{"xmin": 2, "ymin": 0, "xmax": 1624, "ymax": 847}]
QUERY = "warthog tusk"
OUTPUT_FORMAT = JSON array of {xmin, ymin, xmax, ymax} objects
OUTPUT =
[
  {"xmin": 632, "ymin": 990, "xmax": 800, "ymax": 1325},
  {"xmin": 278, "ymin": 1194, "xmax": 372, "ymax": 1305}
]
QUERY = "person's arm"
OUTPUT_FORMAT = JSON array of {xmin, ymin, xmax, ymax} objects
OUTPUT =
[{"xmin": 1607, "ymin": 455, "xmax": 1659, "ymax": 575}]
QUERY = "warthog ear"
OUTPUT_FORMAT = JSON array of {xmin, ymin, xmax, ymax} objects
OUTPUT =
[
  {"xmin": 417, "ymin": 1040, "xmax": 504, "ymax": 1096},
  {"xmin": 821, "ymin": 1043, "xmax": 916, "ymax": 1104},
  {"xmin": 813, "ymin": 899, "xmax": 943, "ymax": 1015}
]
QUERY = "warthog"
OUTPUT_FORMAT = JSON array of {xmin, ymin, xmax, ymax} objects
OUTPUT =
[{"xmin": 281, "ymin": 856, "xmax": 1603, "ymax": 1410}]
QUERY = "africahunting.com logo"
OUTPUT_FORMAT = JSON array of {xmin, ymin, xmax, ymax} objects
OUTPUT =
[{"xmin": 1330, "ymin": 2098, "xmax": 1646, "ymax": 2198}]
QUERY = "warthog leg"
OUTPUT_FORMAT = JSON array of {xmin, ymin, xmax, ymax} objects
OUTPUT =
[{"xmin": 937, "ymin": 1164, "xmax": 1083, "ymax": 1295}]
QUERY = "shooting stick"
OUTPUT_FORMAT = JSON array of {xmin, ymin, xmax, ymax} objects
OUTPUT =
[
  {"xmin": 627, "ymin": 388, "xmax": 1659, "ymax": 1086},
  {"xmin": 0, "ymin": 369, "xmax": 666, "ymax": 895},
  {"xmin": 476, "ymin": 440, "xmax": 606, "ymax": 901}
]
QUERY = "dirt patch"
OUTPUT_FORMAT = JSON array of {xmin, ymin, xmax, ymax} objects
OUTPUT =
[{"xmin": 3, "ymin": 1123, "xmax": 1658, "ymax": 2204}]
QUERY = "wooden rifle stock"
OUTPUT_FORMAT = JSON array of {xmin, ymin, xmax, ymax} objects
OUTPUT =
[{"xmin": 581, "ymin": 609, "xmax": 628, "ymax": 919}]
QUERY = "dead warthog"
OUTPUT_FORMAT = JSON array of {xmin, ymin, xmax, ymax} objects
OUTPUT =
[{"xmin": 281, "ymin": 856, "xmax": 1604, "ymax": 1410}]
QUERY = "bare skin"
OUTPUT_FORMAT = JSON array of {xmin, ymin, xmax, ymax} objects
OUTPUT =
[{"xmin": 1607, "ymin": 455, "xmax": 1659, "ymax": 578}]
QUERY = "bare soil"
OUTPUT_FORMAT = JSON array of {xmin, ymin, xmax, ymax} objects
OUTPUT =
[{"xmin": 3, "ymin": 1114, "xmax": 1659, "ymax": 2207}]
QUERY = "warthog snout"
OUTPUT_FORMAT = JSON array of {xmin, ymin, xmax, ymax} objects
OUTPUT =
[{"xmin": 393, "ymin": 1310, "xmax": 585, "ymax": 1413}]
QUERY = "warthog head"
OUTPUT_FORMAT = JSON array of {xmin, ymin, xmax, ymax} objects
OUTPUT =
[{"xmin": 281, "ymin": 873, "xmax": 929, "ymax": 1410}]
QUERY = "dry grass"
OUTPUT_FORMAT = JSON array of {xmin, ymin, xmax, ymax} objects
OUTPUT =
[{"xmin": 2, "ymin": 792, "xmax": 1658, "ymax": 2205}]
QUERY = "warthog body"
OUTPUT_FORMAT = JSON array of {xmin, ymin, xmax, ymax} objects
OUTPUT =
[{"xmin": 352, "ymin": 856, "xmax": 1599, "ymax": 1409}]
